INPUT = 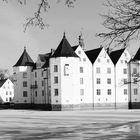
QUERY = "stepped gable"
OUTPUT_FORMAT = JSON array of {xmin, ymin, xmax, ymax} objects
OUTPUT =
[
  {"xmin": 133, "ymin": 47, "xmax": 140, "ymax": 61},
  {"xmin": 51, "ymin": 33, "xmax": 78, "ymax": 58},
  {"xmin": 13, "ymin": 47, "xmax": 34, "ymax": 67},
  {"xmin": 109, "ymin": 48, "xmax": 125, "ymax": 64},
  {"xmin": 85, "ymin": 47, "xmax": 102, "ymax": 64}
]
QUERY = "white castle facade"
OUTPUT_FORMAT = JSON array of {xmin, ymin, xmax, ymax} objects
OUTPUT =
[{"xmin": 13, "ymin": 34, "xmax": 140, "ymax": 110}]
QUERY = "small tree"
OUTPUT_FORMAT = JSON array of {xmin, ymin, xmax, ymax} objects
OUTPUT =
[{"xmin": 97, "ymin": 0, "xmax": 140, "ymax": 49}]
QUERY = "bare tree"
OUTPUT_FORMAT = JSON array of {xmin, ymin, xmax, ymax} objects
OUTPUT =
[
  {"xmin": 97, "ymin": 0, "xmax": 140, "ymax": 50},
  {"xmin": 2, "ymin": 0, "xmax": 76, "ymax": 31}
]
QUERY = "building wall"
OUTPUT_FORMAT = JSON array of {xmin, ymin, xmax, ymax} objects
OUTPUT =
[
  {"xmin": 13, "ymin": 66, "xmax": 33, "ymax": 104},
  {"xmin": 0, "ymin": 79, "xmax": 14, "ymax": 103},
  {"xmin": 115, "ymin": 49, "xmax": 131, "ymax": 108},
  {"xmin": 93, "ymin": 48, "xmax": 115, "ymax": 108}
]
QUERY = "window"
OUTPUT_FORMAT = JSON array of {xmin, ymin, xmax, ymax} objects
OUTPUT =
[
  {"xmin": 83, "ymin": 58, "xmax": 86, "ymax": 62},
  {"xmin": 42, "ymin": 71, "xmax": 44, "ymax": 77},
  {"xmin": 54, "ymin": 89, "xmax": 58, "ymax": 96},
  {"xmin": 6, "ymin": 98, "xmax": 8, "ymax": 102},
  {"xmin": 96, "ymin": 78, "xmax": 101, "ymax": 84},
  {"xmin": 64, "ymin": 64, "xmax": 69, "ymax": 76},
  {"xmin": 134, "ymin": 88, "xmax": 138, "ymax": 95},
  {"xmin": 54, "ymin": 77, "xmax": 58, "ymax": 84},
  {"xmin": 124, "ymin": 89, "xmax": 127, "ymax": 95},
  {"xmin": 10, "ymin": 91, "xmax": 12, "ymax": 95},
  {"xmin": 124, "ymin": 79, "xmax": 127, "ymax": 84},
  {"xmin": 107, "ymin": 78, "xmax": 111, "ymax": 84},
  {"xmin": 98, "ymin": 59, "xmax": 100, "ymax": 62},
  {"xmin": 35, "ymin": 91, "xmax": 37, "ymax": 97},
  {"xmin": 123, "ymin": 68, "xmax": 127, "ymax": 74},
  {"xmin": 134, "ymin": 78, "xmax": 137, "ymax": 84},
  {"xmin": 107, "ymin": 59, "xmax": 110, "ymax": 63},
  {"xmin": 121, "ymin": 60, "xmax": 123, "ymax": 63},
  {"xmin": 42, "ymin": 90, "xmax": 44, "ymax": 96},
  {"xmin": 23, "ymin": 72, "xmax": 27, "ymax": 78},
  {"xmin": 23, "ymin": 91, "xmax": 28, "ymax": 97},
  {"xmin": 107, "ymin": 89, "xmax": 111, "ymax": 95},
  {"xmin": 80, "ymin": 89, "xmax": 84, "ymax": 96},
  {"xmin": 80, "ymin": 78, "xmax": 84, "ymax": 85},
  {"xmin": 96, "ymin": 67, "xmax": 100, "ymax": 74},
  {"xmin": 54, "ymin": 65, "xmax": 58, "ymax": 72},
  {"xmin": 78, "ymin": 51, "xmax": 81, "ymax": 54},
  {"xmin": 35, "ymin": 72, "xmax": 37, "ymax": 78},
  {"xmin": 42, "ymin": 80, "xmax": 44, "ymax": 86},
  {"xmin": 35, "ymin": 81, "xmax": 37, "ymax": 86},
  {"xmin": 80, "ymin": 67, "xmax": 84, "ymax": 73},
  {"xmin": 133, "ymin": 68, "xmax": 137, "ymax": 74},
  {"xmin": 6, "ymin": 91, "xmax": 8, "ymax": 95},
  {"xmin": 107, "ymin": 68, "xmax": 111, "ymax": 74},
  {"xmin": 97, "ymin": 89, "xmax": 101, "ymax": 95},
  {"xmin": 23, "ymin": 81, "xmax": 27, "ymax": 87}
]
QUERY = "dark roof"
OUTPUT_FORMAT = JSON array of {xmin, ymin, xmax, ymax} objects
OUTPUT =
[
  {"xmin": 14, "ymin": 47, "xmax": 34, "ymax": 67},
  {"xmin": 51, "ymin": 35, "xmax": 78, "ymax": 58},
  {"xmin": 42, "ymin": 53, "xmax": 52, "ymax": 68},
  {"xmin": 85, "ymin": 48, "xmax": 102, "ymax": 63},
  {"xmin": 38, "ymin": 53, "xmax": 52, "ymax": 62},
  {"xmin": 72, "ymin": 45, "xmax": 79, "ymax": 51},
  {"xmin": 0, "ymin": 79, "xmax": 7, "ymax": 88},
  {"xmin": 109, "ymin": 48, "xmax": 125, "ymax": 64},
  {"xmin": 133, "ymin": 47, "xmax": 140, "ymax": 61}
]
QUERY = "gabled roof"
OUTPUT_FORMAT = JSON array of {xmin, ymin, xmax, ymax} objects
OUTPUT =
[
  {"xmin": 72, "ymin": 45, "xmax": 79, "ymax": 51},
  {"xmin": 51, "ymin": 34, "xmax": 78, "ymax": 58},
  {"xmin": 133, "ymin": 47, "xmax": 140, "ymax": 61},
  {"xmin": 14, "ymin": 47, "xmax": 34, "ymax": 67},
  {"xmin": 0, "ymin": 79, "xmax": 7, "ymax": 88},
  {"xmin": 85, "ymin": 47, "xmax": 102, "ymax": 64},
  {"xmin": 109, "ymin": 48, "xmax": 125, "ymax": 64},
  {"xmin": 42, "ymin": 53, "xmax": 52, "ymax": 68}
]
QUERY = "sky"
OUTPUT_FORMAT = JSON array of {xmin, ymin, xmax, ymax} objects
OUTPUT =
[{"xmin": 0, "ymin": 0, "xmax": 139, "ymax": 74}]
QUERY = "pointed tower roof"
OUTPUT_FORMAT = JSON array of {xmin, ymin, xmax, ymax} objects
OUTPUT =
[
  {"xmin": 51, "ymin": 33, "xmax": 78, "ymax": 58},
  {"xmin": 133, "ymin": 47, "xmax": 140, "ymax": 61},
  {"xmin": 13, "ymin": 47, "xmax": 34, "ymax": 67},
  {"xmin": 109, "ymin": 48, "xmax": 125, "ymax": 64}
]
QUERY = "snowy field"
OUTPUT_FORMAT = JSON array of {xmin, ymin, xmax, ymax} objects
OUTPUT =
[{"xmin": 0, "ymin": 110, "xmax": 140, "ymax": 140}]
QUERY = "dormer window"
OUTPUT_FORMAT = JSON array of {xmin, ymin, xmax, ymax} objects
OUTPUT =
[{"xmin": 64, "ymin": 64, "xmax": 69, "ymax": 76}]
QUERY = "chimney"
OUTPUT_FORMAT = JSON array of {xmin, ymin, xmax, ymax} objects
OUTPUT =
[{"xmin": 79, "ymin": 34, "xmax": 85, "ymax": 50}]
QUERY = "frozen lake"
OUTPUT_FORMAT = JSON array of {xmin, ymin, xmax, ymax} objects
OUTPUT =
[{"xmin": 0, "ymin": 109, "xmax": 140, "ymax": 140}]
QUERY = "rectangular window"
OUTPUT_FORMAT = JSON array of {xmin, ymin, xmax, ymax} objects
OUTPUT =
[
  {"xmin": 42, "ymin": 90, "xmax": 44, "ymax": 96},
  {"xmin": 54, "ymin": 65, "xmax": 58, "ymax": 72},
  {"xmin": 123, "ymin": 68, "xmax": 127, "ymax": 74},
  {"xmin": 96, "ymin": 67, "xmax": 100, "ymax": 74},
  {"xmin": 124, "ymin": 79, "xmax": 127, "ymax": 84},
  {"xmin": 42, "ymin": 80, "xmax": 44, "ymax": 86},
  {"xmin": 107, "ymin": 68, "xmax": 111, "ymax": 74},
  {"xmin": 23, "ymin": 81, "xmax": 27, "ymax": 87},
  {"xmin": 80, "ymin": 67, "xmax": 84, "ymax": 73},
  {"xmin": 42, "ymin": 71, "xmax": 44, "ymax": 77},
  {"xmin": 107, "ymin": 78, "xmax": 111, "ymax": 84},
  {"xmin": 98, "ymin": 59, "xmax": 100, "ymax": 62},
  {"xmin": 35, "ymin": 81, "xmax": 37, "ymax": 86},
  {"xmin": 96, "ymin": 78, "xmax": 101, "ymax": 84},
  {"xmin": 23, "ymin": 91, "xmax": 28, "ymax": 97},
  {"xmin": 107, "ymin": 89, "xmax": 111, "ymax": 95},
  {"xmin": 54, "ymin": 89, "xmax": 58, "ymax": 96},
  {"xmin": 35, "ymin": 72, "xmax": 37, "ymax": 78},
  {"xmin": 124, "ymin": 89, "xmax": 127, "ymax": 95},
  {"xmin": 6, "ymin": 91, "xmax": 8, "ymax": 95},
  {"xmin": 54, "ymin": 77, "xmax": 58, "ymax": 84},
  {"xmin": 80, "ymin": 78, "xmax": 84, "ymax": 84},
  {"xmin": 133, "ymin": 68, "xmax": 137, "ymax": 74},
  {"xmin": 107, "ymin": 59, "xmax": 110, "ymax": 63},
  {"xmin": 64, "ymin": 64, "xmax": 69, "ymax": 76},
  {"xmin": 97, "ymin": 89, "xmax": 101, "ymax": 95},
  {"xmin": 23, "ymin": 72, "xmax": 27, "ymax": 78},
  {"xmin": 134, "ymin": 88, "xmax": 138, "ymax": 95},
  {"xmin": 35, "ymin": 91, "xmax": 37, "ymax": 97},
  {"xmin": 80, "ymin": 89, "xmax": 84, "ymax": 96}
]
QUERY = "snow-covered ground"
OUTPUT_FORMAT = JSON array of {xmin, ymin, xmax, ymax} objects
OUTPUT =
[{"xmin": 0, "ymin": 109, "xmax": 140, "ymax": 140}]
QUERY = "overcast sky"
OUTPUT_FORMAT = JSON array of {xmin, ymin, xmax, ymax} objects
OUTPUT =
[{"xmin": 0, "ymin": 0, "xmax": 139, "ymax": 74}]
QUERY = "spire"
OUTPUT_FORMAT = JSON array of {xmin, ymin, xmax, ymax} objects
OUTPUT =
[
  {"xmin": 79, "ymin": 33, "xmax": 85, "ymax": 50},
  {"xmin": 63, "ymin": 31, "xmax": 66, "ymax": 39},
  {"xmin": 13, "ymin": 47, "xmax": 34, "ymax": 67},
  {"xmin": 51, "ymin": 33, "xmax": 78, "ymax": 58}
]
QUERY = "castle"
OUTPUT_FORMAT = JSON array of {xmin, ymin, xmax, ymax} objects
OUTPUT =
[{"xmin": 13, "ymin": 33, "xmax": 140, "ymax": 110}]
